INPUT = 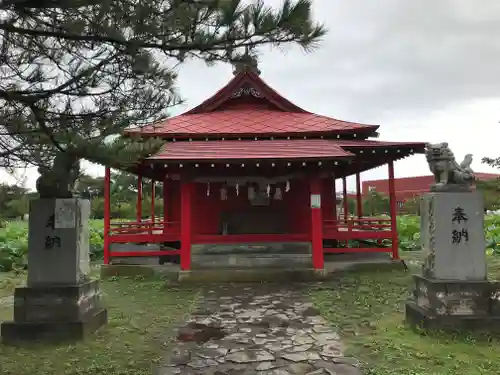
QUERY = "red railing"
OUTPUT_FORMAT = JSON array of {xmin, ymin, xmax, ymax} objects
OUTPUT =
[
  {"xmin": 107, "ymin": 217, "xmax": 180, "ymax": 244},
  {"xmin": 105, "ymin": 217, "xmax": 181, "ymax": 260},
  {"xmin": 324, "ymin": 216, "xmax": 392, "ymax": 231},
  {"xmin": 103, "ymin": 215, "xmax": 398, "ymax": 261},
  {"xmin": 109, "ymin": 250, "xmax": 179, "ymax": 257},
  {"xmin": 323, "ymin": 247, "xmax": 392, "ymax": 253},
  {"xmin": 109, "ymin": 217, "xmax": 180, "ymax": 235},
  {"xmin": 323, "ymin": 216, "xmax": 395, "ymax": 254}
]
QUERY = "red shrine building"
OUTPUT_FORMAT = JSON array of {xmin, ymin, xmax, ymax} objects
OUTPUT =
[{"xmin": 102, "ymin": 61, "xmax": 427, "ymax": 271}]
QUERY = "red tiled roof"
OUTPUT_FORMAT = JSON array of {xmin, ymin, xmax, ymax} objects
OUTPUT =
[
  {"xmin": 148, "ymin": 139, "xmax": 356, "ymax": 161},
  {"xmin": 335, "ymin": 140, "xmax": 427, "ymax": 149},
  {"xmin": 133, "ymin": 110, "xmax": 379, "ymax": 137},
  {"xmin": 125, "ymin": 71, "xmax": 380, "ymax": 137}
]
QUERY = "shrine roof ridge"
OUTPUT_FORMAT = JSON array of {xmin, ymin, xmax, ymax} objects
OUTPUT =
[{"xmin": 124, "ymin": 70, "xmax": 381, "ymax": 138}]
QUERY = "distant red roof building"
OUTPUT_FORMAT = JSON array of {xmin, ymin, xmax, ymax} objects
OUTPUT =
[{"xmin": 362, "ymin": 173, "xmax": 500, "ymax": 208}]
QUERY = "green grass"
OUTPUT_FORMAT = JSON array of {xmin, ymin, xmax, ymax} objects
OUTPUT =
[
  {"xmin": 0, "ymin": 273, "xmax": 24, "ymax": 299},
  {"xmin": 0, "ymin": 272, "xmax": 200, "ymax": 375},
  {"xmin": 310, "ymin": 253, "xmax": 500, "ymax": 375}
]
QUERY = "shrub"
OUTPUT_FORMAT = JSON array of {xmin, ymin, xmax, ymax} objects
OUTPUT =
[
  {"xmin": 0, "ymin": 220, "xmax": 105, "ymax": 271},
  {"xmin": 397, "ymin": 214, "xmax": 500, "ymax": 254},
  {"xmin": 397, "ymin": 215, "xmax": 421, "ymax": 251}
]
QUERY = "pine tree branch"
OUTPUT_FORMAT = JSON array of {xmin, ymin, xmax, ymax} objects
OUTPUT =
[
  {"xmin": 0, "ymin": 0, "xmax": 326, "ymax": 195},
  {"xmin": 0, "ymin": 22, "xmax": 309, "ymax": 54},
  {"xmin": 483, "ymin": 157, "xmax": 500, "ymax": 168}
]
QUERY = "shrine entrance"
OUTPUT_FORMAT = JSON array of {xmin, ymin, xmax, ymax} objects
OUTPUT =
[
  {"xmin": 221, "ymin": 207, "xmax": 287, "ymax": 235},
  {"xmin": 219, "ymin": 183, "xmax": 287, "ymax": 235}
]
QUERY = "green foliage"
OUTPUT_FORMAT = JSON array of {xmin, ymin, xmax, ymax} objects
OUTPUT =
[
  {"xmin": 482, "ymin": 156, "xmax": 500, "ymax": 169},
  {"xmin": 479, "ymin": 157, "xmax": 500, "ymax": 210},
  {"xmin": 76, "ymin": 172, "xmax": 164, "ymax": 219},
  {"xmin": 0, "ymin": 183, "xmax": 34, "ymax": 220},
  {"xmin": 76, "ymin": 174, "xmax": 105, "ymax": 199},
  {"xmin": 0, "ymin": 220, "xmax": 105, "ymax": 272},
  {"xmin": 345, "ymin": 191, "xmax": 390, "ymax": 217},
  {"xmin": 475, "ymin": 178, "xmax": 500, "ymax": 211},
  {"xmin": 485, "ymin": 215, "xmax": 500, "ymax": 255},
  {"xmin": 401, "ymin": 197, "xmax": 420, "ymax": 215},
  {"xmin": 88, "ymin": 220, "xmax": 105, "ymax": 260},
  {"xmin": 0, "ymin": 222, "xmax": 28, "ymax": 272},
  {"xmin": 396, "ymin": 214, "xmax": 500, "ymax": 253},
  {"xmin": 397, "ymin": 215, "xmax": 421, "ymax": 251},
  {"xmin": 363, "ymin": 191, "xmax": 390, "ymax": 216},
  {"xmin": 90, "ymin": 197, "xmax": 164, "ymax": 219}
]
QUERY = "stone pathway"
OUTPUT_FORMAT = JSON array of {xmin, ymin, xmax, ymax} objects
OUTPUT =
[{"xmin": 158, "ymin": 284, "xmax": 362, "ymax": 375}]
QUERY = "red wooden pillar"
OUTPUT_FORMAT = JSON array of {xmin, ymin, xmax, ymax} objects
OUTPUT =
[
  {"xmin": 310, "ymin": 177, "xmax": 324, "ymax": 270},
  {"xmin": 321, "ymin": 179, "xmax": 330, "ymax": 221},
  {"xmin": 103, "ymin": 167, "xmax": 111, "ymax": 265},
  {"xmin": 180, "ymin": 180, "xmax": 193, "ymax": 271},
  {"xmin": 163, "ymin": 176, "xmax": 169, "ymax": 233},
  {"xmin": 150, "ymin": 180, "xmax": 155, "ymax": 234},
  {"xmin": 355, "ymin": 172, "xmax": 362, "ymax": 219},
  {"xmin": 332, "ymin": 178, "xmax": 337, "ymax": 227},
  {"xmin": 136, "ymin": 174, "xmax": 143, "ymax": 222},
  {"xmin": 151, "ymin": 180, "xmax": 156, "ymax": 222},
  {"xmin": 342, "ymin": 176, "xmax": 348, "ymax": 224},
  {"xmin": 388, "ymin": 161, "xmax": 399, "ymax": 260}
]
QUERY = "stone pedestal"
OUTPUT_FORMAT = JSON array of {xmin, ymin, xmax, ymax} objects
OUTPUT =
[
  {"xmin": 406, "ymin": 191, "xmax": 500, "ymax": 333},
  {"xmin": 1, "ymin": 199, "xmax": 107, "ymax": 344},
  {"xmin": 406, "ymin": 275, "xmax": 500, "ymax": 332},
  {"xmin": 420, "ymin": 191, "xmax": 486, "ymax": 280}
]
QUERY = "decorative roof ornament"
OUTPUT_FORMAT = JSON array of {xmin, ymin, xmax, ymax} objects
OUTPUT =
[
  {"xmin": 230, "ymin": 86, "xmax": 262, "ymax": 99},
  {"xmin": 231, "ymin": 52, "xmax": 261, "ymax": 76}
]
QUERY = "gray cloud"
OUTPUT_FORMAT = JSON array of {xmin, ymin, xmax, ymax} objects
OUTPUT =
[
  {"xmin": 174, "ymin": 0, "xmax": 500, "ymax": 123},
  {"xmin": 273, "ymin": 0, "xmax": 500, "ymax": 121},
  {"xmin": 177, "ymin": 0, "xmax": 500, "ymax": 125}
]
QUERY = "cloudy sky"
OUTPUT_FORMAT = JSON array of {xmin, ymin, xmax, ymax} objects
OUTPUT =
[{"xmin": 2, "ymin": 0, "xmax": 500, "ymax": 191}]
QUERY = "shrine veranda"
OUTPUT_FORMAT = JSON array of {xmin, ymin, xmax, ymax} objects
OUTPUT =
[{"xmin": 103, "ymin": 64, "xmax": 426, "ymax": 270}]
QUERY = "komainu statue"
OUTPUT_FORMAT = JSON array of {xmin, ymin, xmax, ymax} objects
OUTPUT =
[
  {"xmin": 36, "ymin": 152, "xmax": 81, "ymax": 198},
  {"xmin": 425, "ymin": 142, "xmax": 475, "ymax": 191}
]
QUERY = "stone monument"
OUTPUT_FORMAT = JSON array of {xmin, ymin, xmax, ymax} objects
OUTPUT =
[
  {"xmin": 1, "ymin": 198, "xmax": 107, "ymax": 343},
  {"xmin": 405, "ymin": 143, "xmax": 500, "ymax": 333}
]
